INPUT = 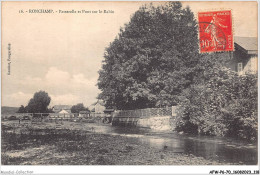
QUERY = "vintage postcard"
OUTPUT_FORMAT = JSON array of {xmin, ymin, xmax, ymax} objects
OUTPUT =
[{"xmin": 1, "ymin": 1, "xmax": 258, "ymax": 175}]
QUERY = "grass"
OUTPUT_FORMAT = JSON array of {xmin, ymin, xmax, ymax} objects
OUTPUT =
[{"xmin": 1, "ymin": 121, "xmax": 230, "ymax": 165}]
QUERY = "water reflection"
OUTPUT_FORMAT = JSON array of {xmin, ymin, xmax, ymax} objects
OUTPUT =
[{"xmin": 89, "ymin": 123, "xmax": 257, "ymax": 165}]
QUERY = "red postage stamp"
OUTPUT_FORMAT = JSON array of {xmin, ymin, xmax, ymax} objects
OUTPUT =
[{"xmin": 198, "ymin": 10, "xmax": 233, "ymax": 53}]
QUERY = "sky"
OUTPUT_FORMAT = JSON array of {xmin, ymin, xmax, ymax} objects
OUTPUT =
[{"xmin": 1, "ymin": 1, "xmax": 258, "ymax": 108}]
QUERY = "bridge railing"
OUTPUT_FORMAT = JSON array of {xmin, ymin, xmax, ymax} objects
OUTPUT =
[
  {"xmin": 113, "ymin": 106, "xmax": 176, "ymax": 119},
  {"xmin": 1, "ymin": 113, "xmax": 80, "ymax": 120}
]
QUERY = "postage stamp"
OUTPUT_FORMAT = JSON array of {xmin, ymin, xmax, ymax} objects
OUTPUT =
[{"xmin": 198, "ymin": 10, "xmax": 233, "ymax": 53}]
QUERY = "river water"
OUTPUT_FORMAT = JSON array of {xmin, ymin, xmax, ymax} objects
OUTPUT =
[{"xmin": 89, "ymin": 123, "xmax": 257, "ymax": 165}]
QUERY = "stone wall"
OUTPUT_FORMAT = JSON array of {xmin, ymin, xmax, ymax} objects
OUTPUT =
[
  {"xmin": 111, "ymin": 106, "xmax": 178, "ymax": 130},
  {"xmin": 137, "ymin": 116, "xmax": 176, "ymax": 131}
]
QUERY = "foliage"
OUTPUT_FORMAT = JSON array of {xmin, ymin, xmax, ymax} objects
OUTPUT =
[
  {"xmin": 47, "ymin": 108, "xmax": 55, "ymax": 113},
  {"xmin": 224, "ymin": 74, "xmax": 258, "ymax": 141},
  {"xmin": 17, "ymin": 105, "xmax": 27, "ymax": 113},
  {"xmin": 26, "ymin": 91, "xmax": 51, "ymax": 113},
  {"xmin": 176, "ymin": 54, "xmax": 258, "ymax": 141},
  {"xmin": 98, "ymin": 2, "xmax": 200, "ymax": 110},
  {"xmin": 71, "ymin": 103, "xmax": 89, "ymax": 114}
]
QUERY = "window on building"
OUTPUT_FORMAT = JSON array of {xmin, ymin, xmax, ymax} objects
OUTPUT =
[
  {"xmin": 238, "ymin": 62, "xmax": 243, "ymax": 73},
  {"xmin": 229, "ymin": 52, "xmax": 234, "ymax": 60}
]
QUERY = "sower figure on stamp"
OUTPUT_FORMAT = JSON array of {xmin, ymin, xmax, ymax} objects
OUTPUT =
[{"xmin": 205, "ymin": 14, "xmax": 227, "ymax": 49}]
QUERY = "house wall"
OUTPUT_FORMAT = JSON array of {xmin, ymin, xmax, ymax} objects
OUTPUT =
[
  {"xmin": 218, "ymin": 47, "xmax": 257, "ymax": 75},
  {"xmin": 243, "ymin": 56, "xmax": 258, "ymax": 74},
  {"xmin": 225, "ymin": 48, "xmax": 250, "ymax": 72},
  {"xmin": 95, "ymin": 103, "xmax": 105, "ymax": 113},
  {"xmin": 79, "ymin": 113, "xmax": 90, "ymax": 118}
]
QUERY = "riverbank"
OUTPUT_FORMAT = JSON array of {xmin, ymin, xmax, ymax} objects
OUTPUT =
[{"xmin": 1, "ymin": 121, "xmax": 231, "ymax": 165}]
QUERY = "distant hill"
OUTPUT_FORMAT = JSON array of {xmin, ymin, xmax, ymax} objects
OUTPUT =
[{"xmin": 1, "ymin": 106, "xmax": 19, "ymax": 115}]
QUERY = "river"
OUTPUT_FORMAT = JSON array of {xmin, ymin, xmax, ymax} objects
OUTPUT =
[{"xmin": 87, "ymin": 123, "xmax": 257, "ymax": 165}]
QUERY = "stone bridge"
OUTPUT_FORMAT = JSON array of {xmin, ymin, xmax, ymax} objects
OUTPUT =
[{"xmin": 111, "ymin": 106, "xmax": 177, "ymax": 131}]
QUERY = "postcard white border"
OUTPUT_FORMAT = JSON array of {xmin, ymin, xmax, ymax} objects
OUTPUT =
[{"xmin": 0, "ymin": 0, "xmax": 259, "ymax": 175}]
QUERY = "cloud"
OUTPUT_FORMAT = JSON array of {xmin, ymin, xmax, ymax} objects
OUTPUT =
[
  {"xmin": 4, "ymin": 67, "xmax": 100, "ymax": 107},
  {"xmin": 72, "ymin": 74, "xmax": 90, "ymax": 86},
  {"xmin": 45, "ymin": 67, "xmax": 71, "ymax": 85},
  {"xmin": 50, "ymin": 94, "xmax": 80, "ymax": 106},
  {"xmin": 3, "ymin": 92, "xmax": 32, "ymax": 107}
]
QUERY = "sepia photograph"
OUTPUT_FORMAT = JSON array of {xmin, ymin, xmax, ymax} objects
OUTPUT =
[{"xmin": 1, "ymin": 0, "xmax": 258, "ymax": 174}]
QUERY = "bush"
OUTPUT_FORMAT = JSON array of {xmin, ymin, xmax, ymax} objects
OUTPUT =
[
  {"xmin": 225, "ymin": 74, "xmax": 258, "ymax": 141},
  {"xmin": 176, "ymin": 65, "xmax": 257, "ymax": 141}
]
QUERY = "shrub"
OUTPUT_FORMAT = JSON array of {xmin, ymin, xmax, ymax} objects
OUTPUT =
[{"xmin": 176, "ymin": 65, "xmax": 257, "ymax": 141}]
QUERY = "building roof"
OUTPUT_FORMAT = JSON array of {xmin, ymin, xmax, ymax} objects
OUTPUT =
[
  {"xmin": 90, "ymin": 99, "xmax": 105, "ymax": 106},
  {"xmin": 79, "ymin": 111, "xmax": 90, "ymax": 114},
  {"xmin": 234, "ymin": 36, "xmax": 258, "ymax": 54},
  {"xmin": 53, "ymin": 105, "xmax": 72, "ymax": 110},
  {"xmin": 59, "ymin": 109, "xmax": 70, "ymax": 114},
  {"xmin": 104, "ymin": 109, "xmax": 114, "ymax": 112}
]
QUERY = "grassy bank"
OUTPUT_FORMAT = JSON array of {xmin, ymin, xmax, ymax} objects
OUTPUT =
[{"xmin": 1, "ymin": 122, "xmax": 230, "ymax": 165}]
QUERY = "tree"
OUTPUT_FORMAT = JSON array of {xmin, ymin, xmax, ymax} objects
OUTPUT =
[
  {"xmin": 17, "ymin": 105, "xmax": 27, "ymax": 113},
  {"xmin": 98, "ymin": 2, "xmax": 200, "ymax": 110},
  {"xmin": 26, "ymin": 91, "xmax": 51, "ymax": 113},
  {"xmin": 47, "ymin": 107, "xmax": 54, "ymax": 113},
  {"xmin": 71, "ymin": 103, "xmax": 89, "ymax": 114},
  {"xmin": 175, "ymin": 53, "xmax": 258, "ymax": 141}
]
